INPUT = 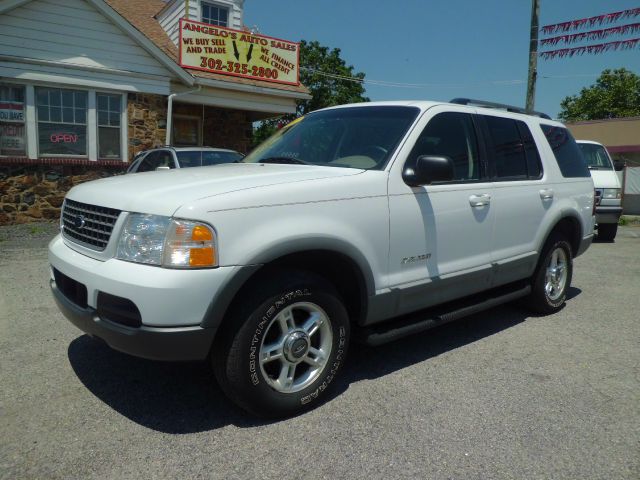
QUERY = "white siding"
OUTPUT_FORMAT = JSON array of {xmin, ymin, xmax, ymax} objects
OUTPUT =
[
  {"xmin": 0, "ymin": 0, "xmax": 173, "ymax": 92},
  {"xmin": 172, "ymin": 84, "xmax": 297, "ymax": 115},
  {"xmin": 157, "ymin": 0, "xmax": 198, "ymax": 45},
  {"xmin": 0, "ymin": 60, "xmax": 170, "ymax": 95},
  {"xmin": 158, "ymin": 0, "xmax": 244, "ymax": 46}
]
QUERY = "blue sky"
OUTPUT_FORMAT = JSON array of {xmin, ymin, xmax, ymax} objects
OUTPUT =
[{"xmin": 244, "ymin": 0, "xmax": 640, "ymax": 118}]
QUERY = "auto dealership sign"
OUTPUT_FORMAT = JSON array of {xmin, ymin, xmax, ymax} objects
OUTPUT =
[{"xmin": 179, "ymin": 19, "xmax": 300, "ymax": 86}]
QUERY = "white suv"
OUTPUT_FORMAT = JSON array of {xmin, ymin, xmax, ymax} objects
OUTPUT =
[{"xmin": 49, "ymin": 99, "xmax": 594, "ymax": 417}]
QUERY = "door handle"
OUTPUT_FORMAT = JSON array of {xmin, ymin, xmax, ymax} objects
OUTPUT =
[
  {"xmin": 539, "ymin": 188, "xmax": 554, "ymax": 200},
  {"xmin": 469, "ymin": 194, "xmax": 491, "ymax": 207}
]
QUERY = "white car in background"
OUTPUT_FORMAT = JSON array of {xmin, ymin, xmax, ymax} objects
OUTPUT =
[
  {"xmin": 127, "ymin": 146, "xmax": 244, "ymax": 173},
  {"xmin": 577, "ymin": 140, "xmax": 623, "ymax": 241}
]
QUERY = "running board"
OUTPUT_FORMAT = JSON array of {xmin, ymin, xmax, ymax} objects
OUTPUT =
[{"xmin": 357, "ymin": 284, "xmax": 531, "ymax": 346}]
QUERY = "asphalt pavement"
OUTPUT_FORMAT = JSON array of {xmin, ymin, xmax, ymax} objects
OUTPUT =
[{"xmin": 1, "ymin": 223, "xmax": 638, "ymax": 479}]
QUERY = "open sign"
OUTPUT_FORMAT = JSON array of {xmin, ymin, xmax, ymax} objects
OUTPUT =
[{"xmin": 50, "ymin": 133, "xmax": 78, "ymax": 143}]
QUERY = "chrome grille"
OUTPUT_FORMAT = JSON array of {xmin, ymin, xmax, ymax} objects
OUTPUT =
[{"xmin": 62, "ymin": 199, "xmax": 121, "ymax": 251}]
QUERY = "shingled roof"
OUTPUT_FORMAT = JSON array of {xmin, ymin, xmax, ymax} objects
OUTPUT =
[{"xmin": 103, "ymin": 0, "xmax": 309, "ymax": 96}]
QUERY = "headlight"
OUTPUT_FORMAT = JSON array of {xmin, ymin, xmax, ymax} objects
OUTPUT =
[
  {"xmin": 163, "ymin": 219, "xmax": 217, "ymax": 268},
  {"xmin": 116, "ymin": 214, "xmax": 217, "ymax": 268},
  {"xmin": 602, "ymin": 188, "xmax": 621, "ymax": 199}
]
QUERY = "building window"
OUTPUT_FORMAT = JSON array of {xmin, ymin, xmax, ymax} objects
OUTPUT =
[
  {"xmin": 0, "ymin": 84, "xmax": 26, "ymax": 156},
  {"xmin": 202, "ymin": 2, "xmax": 229, "ymax": 26},
  {"xmin": 172, "ymin": 115, "xmax": 201, "ymax": 146},
  {"xmin": 36, "ymin": 87, "xmax": 87, "ymax": 156},
  {"xmin": 97, "ymin": 93, "xmax": 121, "ymax": 159}
]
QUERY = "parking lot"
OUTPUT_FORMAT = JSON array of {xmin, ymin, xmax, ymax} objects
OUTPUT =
[{"xmin": 1, "ymin": 222, "xmax": 638, "ymax": 480}]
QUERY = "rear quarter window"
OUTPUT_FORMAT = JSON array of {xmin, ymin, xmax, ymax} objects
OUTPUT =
[{"xmin": 540, "ymin": 124, "xmax": 590, "ymax": 178}]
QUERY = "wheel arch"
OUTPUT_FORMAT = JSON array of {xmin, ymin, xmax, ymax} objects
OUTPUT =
[
  {"xmin": 201, "ymin": 238, "xmax": 375, "ymax": 337},
  {"xmin": 540, "ymin": 214, "xmax": 583, "ymax": 258}
]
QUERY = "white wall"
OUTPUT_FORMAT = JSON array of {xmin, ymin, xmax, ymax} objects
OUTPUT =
[
  {"xmin": 0, "ymin": 0, "xmax": 173, "ymax": 94},
  {"xmin": 158, "ymin": 0, "xmax": 244, "ymax": 45}
]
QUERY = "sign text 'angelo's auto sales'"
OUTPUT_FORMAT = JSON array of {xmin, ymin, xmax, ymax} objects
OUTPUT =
[{"xmin": 178, "ymin": 19, "xmax": 300, "ymax": 86}]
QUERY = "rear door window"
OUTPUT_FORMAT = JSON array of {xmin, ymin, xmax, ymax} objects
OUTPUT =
[
  {"xmin": 176, "ymin": 151, "xmax": 203, "ymax": 168},
  {"xmin": 540, "ymin": 124, "xmax": 590, "ymax": 178},
  {"xmin": 483, "ymin": 116, "xmax": 544, "ymax": 180},
  {"xmin": 201, "ymin": 151, "xmax": 243, "ymax": 165},
  {"xmin": 519, "ymin": 121, "xmax": 543, "ymax": 179},
  {"xmin": 484, "ymin": 116, "xmax": 528, "ymax": 179}
]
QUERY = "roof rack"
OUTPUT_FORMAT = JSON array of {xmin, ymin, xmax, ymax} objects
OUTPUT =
[{"xmin": 449, "ymin": 98, "xmax": 552, "ymax": 120}]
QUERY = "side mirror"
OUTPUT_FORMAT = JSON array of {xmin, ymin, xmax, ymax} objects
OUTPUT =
[
  {"xmin": 613, "ymin": 160, "xmax": 625, "ymax": 171},
  {"xmin": 403, "ymin": 155, "xmax": 455, "ymax": 187}
]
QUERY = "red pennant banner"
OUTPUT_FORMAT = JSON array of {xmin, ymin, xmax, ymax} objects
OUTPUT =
[
  {"xmin": 542, "ymin": 7, "xmax": 640, "ymax": 34},
  {"xmin": 540, "ymin": 38, "xmax": 640, "ymax": 60},
  {"xmin": 541, "ymin": 23, "xmax": 640, "ymax": 46}
]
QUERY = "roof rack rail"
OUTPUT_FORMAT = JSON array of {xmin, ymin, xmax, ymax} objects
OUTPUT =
[{"xmin": 449, "ymin": 98, "xmax": 552, "ymax": 120}]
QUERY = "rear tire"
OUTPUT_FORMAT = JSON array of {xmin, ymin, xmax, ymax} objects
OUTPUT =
[
  {"xmin": 597, "ymin": 223, "xmax": 617, "ymax": 242},
  {"xmin": 213, "ymin": 269, "xmax": 350, "ymax": 418},
  {"xmin": 524, "ymin": 233, "xmax": 573, "ymax": 314}
]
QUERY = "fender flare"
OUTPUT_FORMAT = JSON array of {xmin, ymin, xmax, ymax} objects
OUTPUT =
[
  {"xmin": 200, "ymin": 236, "xmax": 376, "ymax": 332},
  {"xmin": 537, "ymin": 210, "xmax": 584, "ymax": 257}
]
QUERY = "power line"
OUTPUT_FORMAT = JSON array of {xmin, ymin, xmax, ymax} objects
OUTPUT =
[{"xmin": 301, "ymin": 67, "xmax": 600, "ymax": 89}]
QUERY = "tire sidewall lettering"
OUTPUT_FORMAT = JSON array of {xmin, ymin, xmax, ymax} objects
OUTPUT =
[
  {"xmin": 247, "ymin": 288, "xmax": 311, "ymax": 386},
  {"xmin": 300, "ymin": 325, "xmax": 346, "ymax": 405}
]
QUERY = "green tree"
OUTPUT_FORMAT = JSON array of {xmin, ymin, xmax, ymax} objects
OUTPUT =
[
  {"xmin": 253, "ymin": 40, "xmax": 369, "ymax": 146},
  {"xmin": 558, "ymin": 68, "xmax": 640, "ymax": 121}
]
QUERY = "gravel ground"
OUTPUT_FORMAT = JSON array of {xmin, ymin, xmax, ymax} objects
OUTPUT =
[{"xmin": 1, "ymin": 222, "xmax": 639, "ymax": 479}]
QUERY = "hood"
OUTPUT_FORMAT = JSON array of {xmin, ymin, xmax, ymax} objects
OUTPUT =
[
  {"xmin": 590, "ymin": 169, "xmax": 621, "ymax": 189},
  {"xmin": 66, "ymin": 163, "xmax": 363, "ymax": 216}
]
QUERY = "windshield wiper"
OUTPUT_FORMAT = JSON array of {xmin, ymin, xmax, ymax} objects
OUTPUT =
[{"xmin": 259, "ymin": 156, "xmax": 312, "ymax": 165}]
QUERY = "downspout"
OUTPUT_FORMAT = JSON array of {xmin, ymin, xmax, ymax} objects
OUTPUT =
[{"xmin": 165, "ymin": 85, "xmax": 201, "ymax": 145}]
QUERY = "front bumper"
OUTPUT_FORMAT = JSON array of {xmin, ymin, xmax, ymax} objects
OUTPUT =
[
  {"xmin": 595, "ymin": 206, "xmax": 623, "ymax": 225},
  {"xmin": 49, "ymin": 234, "xmax": 245, "ymax": 361},
  {"xmin": 51, "ymin": 280, "xmax": 214, "ymax": 361}
]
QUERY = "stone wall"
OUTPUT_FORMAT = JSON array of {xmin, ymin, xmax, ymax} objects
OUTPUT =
[
  {"xmin": 127, "ymin": 93, "xmax": 167, "ymax": 159},
  {"xmin": 127, "ymin": 94, "xmax": 254, "ymax": 157},
  {"xmin": 0, "ymin": 162, "xmax": 126, "ymax": 225},
  {"xmin": 173, "ymin": 103, "xmax": 253, "ymax": 154},
  {"xmin": 0, "ymin": 95, "xmax": 255, "ymax": 225}
]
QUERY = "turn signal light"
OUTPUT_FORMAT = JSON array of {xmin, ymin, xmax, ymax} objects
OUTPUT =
[{"xmin": 163, "ymin": 220, "xmax": 217, "ymax": 268}]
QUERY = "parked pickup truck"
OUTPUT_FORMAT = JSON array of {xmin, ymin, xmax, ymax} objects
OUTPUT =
[{"xmin": 49, "ymin": 99, "xmax": 594, "ymax": 417}]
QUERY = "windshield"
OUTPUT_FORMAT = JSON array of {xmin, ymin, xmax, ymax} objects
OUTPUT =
[
  {"xmin": 176, "ymin": 150, "xmax": 243, "ymax": 168},
  {"xmin": 242, "ymin": 106, "xmax": 421, "ymax": 170},
  {"xmin": 578, "ymin": 143, "xmax": 613, "ymax": 170}
]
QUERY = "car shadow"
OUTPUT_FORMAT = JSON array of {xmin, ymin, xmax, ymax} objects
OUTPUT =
[
  {"xmin": 68, "ymin": 291, "xmax": 582, "ymax": 433},
  {"xmin": 67, "ymin": 335, "xmax": 267, "ymax": 432}
]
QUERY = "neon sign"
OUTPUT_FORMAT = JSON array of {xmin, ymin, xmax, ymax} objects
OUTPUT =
[{"xmin": 50, "ymin": 133, "xmax": 78, "ymax": 143}]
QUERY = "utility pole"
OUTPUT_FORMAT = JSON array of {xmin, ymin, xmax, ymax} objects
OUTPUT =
[{"xmin": 526, "ymin": 0, "xmax": 539, "ymax": 112}]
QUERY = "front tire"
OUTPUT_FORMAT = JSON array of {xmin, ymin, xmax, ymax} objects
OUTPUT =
[
  {"xmin": 597, "ymin": 223, "xmax": 618, "ymax": 242},
  {"xmin": 213, "ymin": 270, "xmax": 350, "ymax": 417},
  {"xmin": 524, "ymin": 233, "xmax": 573, "ymax": 314}
]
